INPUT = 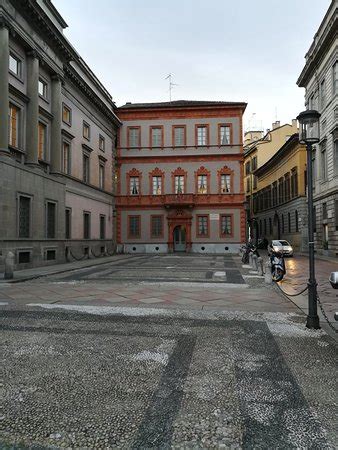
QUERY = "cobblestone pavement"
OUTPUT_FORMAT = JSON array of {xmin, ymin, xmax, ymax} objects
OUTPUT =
[{"xmin": 1, "ymin": 306, "xmax": 336, "ymax": 448}]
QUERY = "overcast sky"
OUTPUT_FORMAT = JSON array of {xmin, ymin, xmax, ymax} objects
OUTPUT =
[{"xmin": 54, "ymin": 0, "xmax": 329, "ymax": 133}]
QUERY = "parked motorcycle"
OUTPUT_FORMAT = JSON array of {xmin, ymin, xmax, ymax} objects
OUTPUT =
[
  {"xmin": 241, "ymin": 241, "xmax": 260, "ymax": 264},
  {"xmin": 270, "ymin": 249, "xmax": 286, "ymax": 282}
]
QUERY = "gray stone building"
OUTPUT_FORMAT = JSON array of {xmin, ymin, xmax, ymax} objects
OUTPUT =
[
  {"xmin": 297, "ymin": 0, "xmax": 338, "ymax": 257},
  {"xmin": 116, "ymin": 100, "xmax": 247, "ymax": 254},
  {"xmin": 0, "ymin": 0, "xmax": 121, "ymax": 269}
]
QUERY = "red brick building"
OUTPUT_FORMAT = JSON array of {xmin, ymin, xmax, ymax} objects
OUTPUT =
[{"xmin": 116, "ymin": 100, "xmax": 247, "ymax": 253}]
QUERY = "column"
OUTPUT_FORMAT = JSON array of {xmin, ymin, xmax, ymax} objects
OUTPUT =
[
  {"xmin": 25, "ymin": 50, "xmax": 39, "ymax": 166},
  {"xmin": 50, "ymin": 74, "xmax": 62, "ymax": 173},
  {"xmin": 0, "ymin": 23, "xmax": 10, "ymax": 155}
]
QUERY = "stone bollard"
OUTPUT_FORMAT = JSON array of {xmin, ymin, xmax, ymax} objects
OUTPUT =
[
  {"xmin": 265, "ymin": 260, "xmax": 272, "ymax": 284},
  {"xmin": 257, "ymin": 257, "xmax": 264, "ymax": 276},
  {"xmin": 252, "ymin": 254, "xmax": 258, "ymax": 271},
  {"xmin": 249, "ymin": 252, "xmax": 253, "ymax": 267},
  {"xmin": 4, "ymin": 251, "xmax": 15, "ymax": 280}
]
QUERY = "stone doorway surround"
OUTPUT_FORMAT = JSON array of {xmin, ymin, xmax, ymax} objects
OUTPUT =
[{"xmin": 167, "ymin": 208, "xmax": 192, "ymax": 252}]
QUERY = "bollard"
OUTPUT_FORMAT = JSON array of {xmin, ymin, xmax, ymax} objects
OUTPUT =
[
  {"xmin": 257, "ymin": 257, "xmax": 264, "ymax": 276},
  {"xmin": 249, "ymin": 252, "xmax": 253, "ymax": 267},
  {"xmin": 4, "ymin": 251, "xmax": 15, "ymax": 280},
  {"xmin": 265, "ymin": 260, "xmax": 272, "ymax": 284},
  {"xmin": 252, "ymin": 254, "xmax": 258, "ymax": 271}
]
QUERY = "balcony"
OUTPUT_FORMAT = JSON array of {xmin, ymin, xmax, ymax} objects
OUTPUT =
[{"xmin": 164, "ymin": 194, "xmax": 194, "ymax": 207}]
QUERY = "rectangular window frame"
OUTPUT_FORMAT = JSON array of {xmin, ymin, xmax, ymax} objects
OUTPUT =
[
  {"xmin": 220, "ymin": 214, "xmax": 233, "ymax": 238},
  {"xmin": 82, "ymin": 151, "xmax": 90, "ymax": 184},
  {"xmin": 128, "ymin": 215, "xmax": 141, "ymax": 239},
  {"xmin": 195, "ymin": 124, "xmax": 209, "ymax": 147},
  {"xmin": 196, "ymin": 214, "xmax": 209, "ymax": 238},
  {"xmin": 174, "ymin": 175, "xmax": 185, "ymax": 194},
  {"xmin": 38, "ymin": 120, "xmax": 48, "ymax": 161},
  {"xmin": 83, "ymin": 211, "xmax": 91, "ymax": 239},
  {"xmin": 100, "ymin": 214, "xmax": 106, "ymax": 240},
  {"xmin": 17, "ymin": 193, "xmax": 32, "ymax": 239},
  {"xmin": 172, "ymin": 125, "xmax": 186, "ymax": 147},
  {"xmin": 83, "ymin": 121, "xmax": 91, "ymax": 141},
  {"xmin": 9, "ymin": 52, "xmax": 22, "ymax": 79},
  {"xmin": 62, "ymin": 103, "xmax": 72, "ymax": 126},
  {"xmin": 127, "ymin": 126, "xmax": 141, "ymax": 149},
  {"xmin": 150, "ymin": 126, "xmax": 164, "ymax": 148},
  {"xmin": 9, "ymin": 103, "xmax": 20, "ymax": 149},
  {"xmin": 45, "ymin": 200, "xmax": 57, "ymax": 239},
  {"xmin": 152, "ymin": 176, "xmax": 162, "ymax": 195},
  {"xmin": 150, "ymin": 215, "xmax": 164, "ymax": 238},
  {"xmin": 65, "ymin": 207, "xmax": 71, "ymax": 239},
  {"xmin": 38, "ymin": 77, "xmax": 48, "ymax": 100},
  {"xmin": 129, "ymin": 176, "xmax": 140, "ymax": 195},
  {"xmin": 62, "ymin": 140, "xmax": 71, "ymax": 175},
  {"xmin": 99, "ymin": 134, "xmax": 105, "ymax": 152},
  {"xmin": 99, "ymin": 163, "xmax": 105, "ymax": 190},
  {"xmin": 218, "ymin": 123, "xmax": 232, "ymax": 146}
]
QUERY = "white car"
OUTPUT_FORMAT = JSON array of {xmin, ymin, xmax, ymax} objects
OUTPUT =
[{"xmin": 269, "ymin": 240, "xmax": 294, "ymax": 257}]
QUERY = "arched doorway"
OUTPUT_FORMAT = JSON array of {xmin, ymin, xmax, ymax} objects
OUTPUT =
[
  {"xmin": 173, "ymin": 225, "xmax": 186, "ymax": 252},
  {"xmin": 273, "ymin": 213, "xmax": 281, "ymax": 240}
]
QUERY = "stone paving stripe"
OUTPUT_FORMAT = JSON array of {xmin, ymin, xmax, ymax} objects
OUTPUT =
[{"xmin": 132, "ymin": 335, "xmax": 196, "ymax": 449}]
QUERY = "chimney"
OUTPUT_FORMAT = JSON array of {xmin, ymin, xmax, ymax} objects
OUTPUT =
[
  {"xmin": 126, "ymin": 102, "xmax": 132, "ymax": 105},
  {"xmin": 272, "ymin": 121, "xmax": 280, "ymax": 129},
  {"xmin": 292, "ymin": 119, "xmax": 298, "ymax": 129}
]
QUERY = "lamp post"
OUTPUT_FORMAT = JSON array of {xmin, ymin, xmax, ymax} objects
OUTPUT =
[{"xmin": 296, "ymin": 109, "xmax": 321, "ymax": 329}]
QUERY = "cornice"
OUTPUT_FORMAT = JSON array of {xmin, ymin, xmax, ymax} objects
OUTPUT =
[
  {"xmin": 9, "ymin": 84, "xmax": 29, "ymax": 103},
  {"xmin": 39, "ymin": 105, "xmax": 54, "ymax": 120},
  {"xmin": 64, "ymin": 64, "xmax": 122, "ymax": 126},
  {"xmin": 61, "ymin": 129, "xmax": 75, "ymax": 140},
  {"xmin": 82, "ymin": 143, "xmax": 94, "ymax": 153}
]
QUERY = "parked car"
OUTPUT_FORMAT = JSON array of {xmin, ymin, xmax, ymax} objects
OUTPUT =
[{"xmin": 268, "ymin": 240, "xmax": 294, "ymax": 257}]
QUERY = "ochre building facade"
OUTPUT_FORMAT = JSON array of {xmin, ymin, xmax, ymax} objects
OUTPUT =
[{"xmin": 116, "ymin": 101, "xmax": 247, "ymax": 254}]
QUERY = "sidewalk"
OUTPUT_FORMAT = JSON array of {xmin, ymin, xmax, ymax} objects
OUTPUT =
[{"xmin": 0, "ymin": 254, "xmax": 134, "ymax": 284}]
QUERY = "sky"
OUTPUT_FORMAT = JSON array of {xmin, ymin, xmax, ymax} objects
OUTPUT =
[{"xmin": 54, "ymin": 0, "xmax": 330, "ymax": 133}]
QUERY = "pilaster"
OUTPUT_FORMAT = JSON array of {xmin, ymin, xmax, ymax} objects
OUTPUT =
[
  {"xmin": 50, "ymin": 74, "xmax": 62, "ymax": 173},
  {"xmin": 0, "ymin": 23, "xmax": 10, "ymax": 155},
  {"xmin": 25, "ymin": 50, "xmax": 39, "ymax": 166}
]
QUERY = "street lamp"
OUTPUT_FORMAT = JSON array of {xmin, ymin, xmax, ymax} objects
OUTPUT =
[
  {"xmin": 243, "ymin": 200, "xmax": 250, "ymax": 242},
  {"xmin": 296, "ymin": 109, "xmax": 321, "ymax": 329}
]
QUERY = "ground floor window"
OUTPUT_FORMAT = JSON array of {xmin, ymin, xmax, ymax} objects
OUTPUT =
[
  {"xmin": 220, "ymin": 215, "xmax": 232, "ymax": 236},
  {"xmin": 46, "ymin": 201, "xmax": 56, "ymax": 239},
  {"xmin": 129, "ymin": 215, "xmax": 140, "ymax": 238},
  {"xmin": 197, "ymin": 215, "xmax": 209, "ymax": 236},
  {"xmin": 151, "ymin": 215, "xmax": 163, "ymax": 238},
  {"xmin": 65, "ymin": 208, "xmax": 71, "ymax": 239},
  {"xmin": 100, "ymin": 215, "xmax": 106, "ymax": 239},
  {"xmin": 83, "ymin": 212, "xmax": 91, "ymax": 239}
]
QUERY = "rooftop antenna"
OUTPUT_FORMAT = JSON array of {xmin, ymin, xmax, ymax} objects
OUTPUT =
[
  {"xmin": 165, "ymin": 73, "xmax": 178, "ymax": 102},
  {"xmin": 275, "ymin": 106, "xmax": 278, "ymax": 121}
]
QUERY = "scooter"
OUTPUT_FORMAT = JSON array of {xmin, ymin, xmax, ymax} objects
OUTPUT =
[{"xmin": 270, "ymin": 249, "xmax": 286, "ymax": 282}]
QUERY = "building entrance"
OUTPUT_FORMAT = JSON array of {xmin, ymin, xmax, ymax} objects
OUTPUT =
[{"xmin": 173, "ymin": 225, "xmax": 186, "ymax": 252}]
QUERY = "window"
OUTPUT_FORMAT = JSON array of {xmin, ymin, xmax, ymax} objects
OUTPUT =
[
  {"xmin": 323, "ymin": 202, "xmax": 327, "ymax": 220},
  {"xmin": 38, "ymin": 78, "xmax": 48, "ymax": 98},
  {"xmin": 38, "ymin": 122, "xmax": 47, "ymax": 160},
  {"xmin": 9, "ymin": 53, "xmax": 21, "ymax": 76},
  {"xmin": 128, "ymin": 127, "xmax": 140, "ymax": 148},
  {"xmin": 320, "ymin": 79, "xmax": 326, "ymax": 109},
  {"xmin": 173, "ymin": 126, "xmax": 185, "ymax": 147},
  {"xmin": 197, "ymin": 215, "xmax": 209, "ymax": 237},
  {"xmin": 9, "ymin": 104, "xmax": 19, "ymax": 147},
  {"xmin": 295, "ymin": 210, "xmax": 299, "ymax": 232},
  {"xmin": 83, "ymin": 212, "xmax": 91, "ymax": 239},
  {"xmin": 99, "ymin": 164, "xmax": 105, "ymax": 190},
  {"xmin": 196, "ymin": 125, "xmax": 208, "ymax": 146},
  {"xmin": 321, "ymin": 141, "xmax": 327, "ymax": 180},
  {"xmin": 152, "ymin": 176, "xmax": 162, "ymax": 195},
  {"xmin": 62, "ymin": 104, "xmax": 71, "ymax": 125},
  {"xmin": 220, "ymin": 215, "xmax": 232, "ymax": 236},
  {"xmin": 197, "ymin": 175, "xmax": 207, "ymax": 194},
  {"xmin": 246, "ymin": 177, "xmax": 251, "ymax": 193},
  {"xmin": 288, "ymin": 212, "xmax": 291, "ymax": 233},
  {"xmin": 291, "ymin": 168, "xmax": 298, "ymax": 198},
  {"xmin": 83, "ymin": 153, "xmax": 90, "ymax": 183},
  {"xmin": 18, "ymin": 196, "xmax": 31, "ymax": 238},
  {"xmin": 221, "ymin": 174, "xmax": 231, "ymax": 193},
  {"xmin": 46, "ymin": 202, "xmax": 56, "ymax": 239},
  {"xmin": 65, "ymin": 208, "xmax": 71, "ymax": 239},
  {"xmin": 100, "ymin": 215, "xmax": 106, "ymax": 239},
  {"xmin": 253, "ymin": 175, "xmax": 257, "ymax": 190},
  {"xmin": 333, "ymin": 62, "xmax": 338, "ymax": 96},
  {"xmin": 245, "ymin": 161, "xmax": 251, "ymax": 175},
  {"xmin": 252, "ymin": 156, "xmax": 257, "ymax": 171},
  {"xmin": 83, "ymin": 121, "xmax": 90, "ymax": 140},
  {"xmin": 151, "ymin": 215, "xmax": 163, "ymax": 238},
  {"xmin": 174, "ymin": 175, "xmax": 185, "ymax": 194},
  {"xmin": 219, "ymin": 125, "xmax": 231, "ymax": 145},
  {"xmin": 62, "ymin": 142, "xmax": 71, "ymax": 174},
  {"xmin": 99, "ymin": 135, "xmax": 105, "ymax": 151},
  {"xmin": 129, "ymin": 215, "xmax": 140, "ymax": 238},
  {"xmin": 130, "ymin": 176, "xmax": 139, "ymax": 195},
  {"xmin": 150, "ymin": 127, "xmax": 163, "ymax": 147}
]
